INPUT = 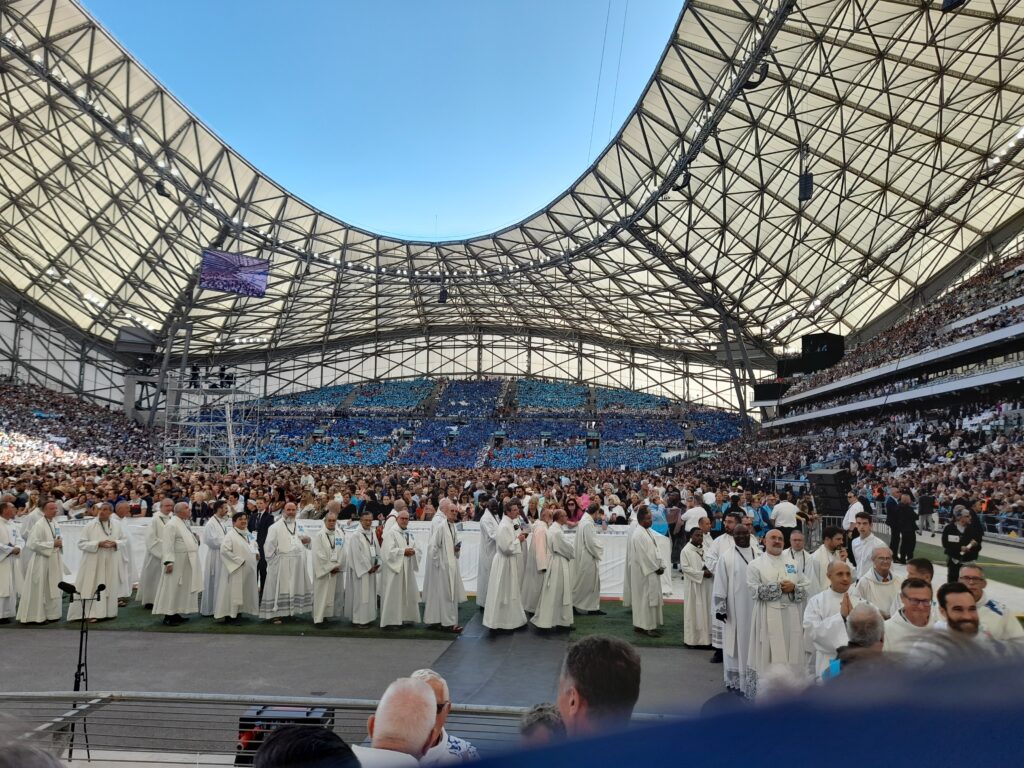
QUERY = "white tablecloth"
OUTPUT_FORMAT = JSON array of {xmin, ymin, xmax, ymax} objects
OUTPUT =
[{"xmin": 56, "ymin": 518, "xmax": 672, "ymax": 598}]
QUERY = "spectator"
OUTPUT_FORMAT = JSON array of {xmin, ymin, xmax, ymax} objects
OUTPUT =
[
  {"xmin": 359, "ymin": 678, "xmax": 438, "ymax": 767},
  {"xmin": 411, "ymin": 669, "xmax": 480, "ymax": 765},
  {"xmin": 519, "ymin": 704, "xmax": 566, "ymax": 748},
  {"xmin": 556, "ymin": 635, "xmax": 641, "ymax": 736},
  {"xmin": 253, "ymin": 725, "xmax": 359, "ymax": 768}
]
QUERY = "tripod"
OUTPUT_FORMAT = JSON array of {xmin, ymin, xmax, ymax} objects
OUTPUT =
[{"xmin": 60, "ymin": 582, "xmax": 105, "ymax": 762}]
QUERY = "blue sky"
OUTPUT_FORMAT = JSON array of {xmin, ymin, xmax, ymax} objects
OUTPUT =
[{"xmin": 82, "ymin": 0, "xmax": 682, "ymax": 240}]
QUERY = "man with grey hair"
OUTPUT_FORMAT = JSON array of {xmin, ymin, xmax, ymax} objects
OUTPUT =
[
  {"xmin": 138, "ymin": 497, "xmax": 173, "ymax": 607},
  {"xmin": 356, "ymin": 677, "xmax": 437, "ymax": 767},
  {"xmin": 151, "ymin": 502, "xmax": 201, "ymax": 626},
  {"xmin": 823, "ymin": 603, "xmax": 885, "ymax": 678},
  {"xmin": 519, "ymin": 704, "xmax": 565, "ymax": 748},
  {"xmin": 411, "ymin": 669, "xmax": 479, "ymax": 765},
  {"xmin": 67, "ymin": 502, "xmax": 125, "ymax": 622}
]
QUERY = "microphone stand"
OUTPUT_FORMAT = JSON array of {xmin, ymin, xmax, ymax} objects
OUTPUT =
[{"xmin": 61, "ymin": 582, "xmax": 104, "ymax": 762}]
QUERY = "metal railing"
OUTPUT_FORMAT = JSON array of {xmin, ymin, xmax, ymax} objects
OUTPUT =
[{"xmin": 0, "ymin": 691, "xmax": 680, "ymax": 766}]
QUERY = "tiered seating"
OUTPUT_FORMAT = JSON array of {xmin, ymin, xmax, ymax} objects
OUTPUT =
[
  {"xmin": 252, "ymin": 437, "xmax": 393, "ymax": 466},
  {"xmin": 324, "ymin": 417, "xmax": 409, "ymax": 437},
  {"xmin": 599, "ymin": 417, "xmax": 686, "ymax": 442},
  {"xmin": 593, "ymin": 386, "xmax": 671, "ymax": 413},
  {"xmin": 689, "ymin": 408, "xmax": 744, "ymax": 443},
  {"xmin": 488, "ymin": 444, "xmax": 587, "ymax": 469},
  {"xmin": 261, "ymin": 418, "xmax": 322, "ymax": 437},
  {"xmin": 435, "ymin": 379, "xmax": 503, "ymax": 417},
  {"xmin": 503, "ymin": 420, "xmax": 587, "ymax": 440},
  {"xmin": 516, "ymin": 380, "xmax": 589, "ymax": 414},
  {"xmin": 399, "ymin": 419, "xmax": 496, "ymax": 468},
  {"xmin": 597, "ymin": 444, "xmax": 667, "ymax": 470},
  {"xmin": 262, "ymin": 383, "xmax": 356, "ymax": 409},
  {"xmin": 349, "ymin": 379, "xmax": 434, "ymax": 412}
]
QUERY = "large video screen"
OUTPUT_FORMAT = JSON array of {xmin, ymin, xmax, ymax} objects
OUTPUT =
[{"xmin": 199, "ymin": 250, "xmax": 270, "ymax": 298}]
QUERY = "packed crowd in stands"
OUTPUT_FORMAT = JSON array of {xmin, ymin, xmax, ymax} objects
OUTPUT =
[
  {"xmin": 434, "ymin": 378, "xmax": 504, "ymax": 418},
  {"xmin": 592, "ymin": 386, "xmax": 672, "ymax": 414},
  {"xmin": 516, "ymin": 379, "xmax": 589, "ymax": 414},
  {"xmin": 785, "ymin": 254, "xmax": 1024, "ymax": 396},
  {"xmin": 0, "ymin": 380, "xmax": 160, "ymax": 466}
]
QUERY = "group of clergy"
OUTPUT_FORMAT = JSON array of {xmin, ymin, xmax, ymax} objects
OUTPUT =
[{"xmin": 679, "ymin": 511, "xmax": 1024, "ymax": 699}]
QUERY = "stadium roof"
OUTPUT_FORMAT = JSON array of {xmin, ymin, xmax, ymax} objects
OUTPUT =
[{"xmin": 2, "ymin": 0, "xmax": 1024, "ymax": 373}]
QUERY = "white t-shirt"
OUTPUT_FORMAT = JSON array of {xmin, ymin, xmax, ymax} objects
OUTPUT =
[
  {"xmin": 770, "ymin": 500, "xmax": 800, "ymax": 528},
  {"xmin": 681, "ymin": 506, "xmax": 709, "ymax": 531}
]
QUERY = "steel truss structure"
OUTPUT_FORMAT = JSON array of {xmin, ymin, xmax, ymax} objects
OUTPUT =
[{"xmin": 2, "ymin": 0, "xmax": 1024, "ymax": 414}]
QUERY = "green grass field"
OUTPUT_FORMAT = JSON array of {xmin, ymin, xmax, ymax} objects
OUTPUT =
[
  {"xmin": 882, "ymin": 535, "xmax": 1024, "ymax": 590},
  {"xmin": 12, "ymin": 595, "xmax": 687, "ymax": 647}
]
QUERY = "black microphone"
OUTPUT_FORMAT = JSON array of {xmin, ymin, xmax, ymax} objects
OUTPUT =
[
  {"xmin": 95, "ymin": 584, "xmax": 106, "ymax": 595},
  {"xmin": 57, "ymin": 581, "xmax": 77, "ymax": 596}
]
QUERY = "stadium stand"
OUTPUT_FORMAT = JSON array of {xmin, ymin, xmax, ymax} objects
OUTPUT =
[
  {"xmin": 349, "ymin": 378, "xmax": 435, "ymax": 413},
  {"xmin": 435, "ymin": 378, "xmax": 503, "ymax": 417},
  {"xmin": 516, "ymin": 379, "xmax": 589, "ymax": 414},
  {"xmin": 593, "ymin": 386, "xmax": 672, "ymax": 413}
]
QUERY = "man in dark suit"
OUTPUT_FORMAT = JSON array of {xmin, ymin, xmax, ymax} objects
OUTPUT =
[{"xmin": 247, "ymin": 497, "xmax": 274, "ymax": 599}]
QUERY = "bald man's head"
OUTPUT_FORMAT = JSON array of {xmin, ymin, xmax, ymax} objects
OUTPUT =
[{"xmin": 367, "ymin": 678, "xmax": 437, "ymax": 758}]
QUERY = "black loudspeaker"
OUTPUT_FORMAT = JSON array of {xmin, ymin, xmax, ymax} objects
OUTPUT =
[
  {"xmin": 808, "ymin": 468, "xmax": 852, "ymax": 519},
  {"xmin": 753, "ymin": 382, "xmax": 790, "ymax": 401},
  {"xmin": 235, "ymin": 706, "xmax": 335, "ymax": 765},
  {"xmin": 798, "ymin": 172, "xmax": 814, "ymax": 202},
  {"xmin": 113, "ymin": 326, "xmax": 159, "ymax": 357},
  {"xmin": 801, "ymin": 332, "xmax": 845, "ymax": 374}
]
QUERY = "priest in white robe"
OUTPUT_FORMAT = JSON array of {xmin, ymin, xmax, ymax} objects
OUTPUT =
[
  {"xmin": 200, "ymin": 499, "xmax": 231, "ymax": 616},
  {"xmin": 259, "ymin": 501, "xmax": 313, "ymax": 622},
  {"xmin": 312, "ymin": 509, "xmax": 346, "ymax": 625},
  {"xmin": 571, "ymin": 504, "xmax": 605, "ymax": 615},
  {"xmin": 344, "ymin": 509, "xmax": 380, "ymax": 627},
  {"xmin": 803, "ymin": 560, "xmax": 864, "ymax": 677},
  {"xmin": 957, "ymin": 565, "xmax": 1024, "ymax": 644},
  {"xmin": 808, "ymin": 526, "xmax": 849, "ymax": 596},
  {"xmin": 215, "ymin": 511, "xmax": 259, "ymax": 622},
  {"xmin": 624, "ymin": 507, "xmax": 666, "ymax": 637},
  {"xmin": 68, "ymin": 503, "xmax": 125, "ymax": 621},
  {"xmin": 137, "ymin": 498, "xmax": 173, "ymax": 607},
  {"xmin": 712, "ymin": 524, "xmax": 756, "ymax": 695},
  {"xmin": 532, "ymin": 508, "xmax": 574, "ymax": 631},
  {"xmin": 883, "ymin": 577, "xmax": 934, "ymax": 653},
  {"xmin": 783, "ymin": 531, "xmax": 811, "ymax": 586},
  {"xmin": 380, "ymin": 503, "xmax": 421, "ymax": 628},
  {"xmin": 152, "ymin": 502, "xmax": 202, "ymax": 626},
  {"xmin": 0, "ymin": 502, "xmax": 23, "ymax": 622},
  {"xmin": 521, "ymin": 508, "xmax": 551, "ymax": 615},
  {"xmin": 17, "ymin": 502, "xmax": 65, "ymax": 624},
  {"xmin": 423, "ymin": 499, "xmax": 465, "ymax": 633},
  {"xmin": 746, "ymin": 530, "xmax": 808, "ymax": 698},
  {"xmin": 112, "ymin": 502, "xmax": 136, "ymax": 607},
  {"xmin": 681, "ymin": 527, "xmax": 713, "ymax": 647},
  {"xmin": 852, "ymin": 547, "xmax": 901, "ymax": 619},
  {"xmin": 483, "ymin": 499, "xmax": 528, "ymax": 632},
  {"xmin": 17, "ymin": 502, "xmax": 44, "ymax": 579},
  {"xmin": 476, "ymin": 500, "xmax": 499, "ymax": 609},
  {"xmin": 706, "ymin": 512, "xmax": 740, "ymax": 661}
]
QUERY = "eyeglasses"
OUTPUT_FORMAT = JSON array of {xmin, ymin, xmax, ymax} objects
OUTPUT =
[
  {"xmin": 902, "ymin": 597, "xmax": 932, "ymax": 607},
  {"xmin": 436, "ymin": 700, "xmax": 450, "ymax": 713},
  {"xmin": 960, "ymin": 576, "xmax": 986, "ymax": 583}
]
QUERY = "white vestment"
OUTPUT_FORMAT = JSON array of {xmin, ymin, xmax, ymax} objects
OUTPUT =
[
  {"xmin": 706, "ymin": 533, "xmax": 735, "ymax": 649},
  {"xmin": 807, "ymin": 545, "xmax": 847, "ymax": 596},
  {"xmin": 344, "ymin": 527, "xmax": 379, "ymax": 625},
  {"xmin": 483, "ymin": 516, "xmax": 527, "ymax": 630},
  {"xmin": 520, "ymin": 520, "xmax": 549, "ymax": 614},
  {"xmin": 17, "ymin": 508, "xmax": 42, "ymax": 578},
  {"xmin": 853, "ymin": 571, "xmax": 902, "ymax": 619},
  {"xmin": 476, "ymin": 510, "xmax": 498, "ymax": 607},
  {"xmin": 0, "ymin": 517, "xmax": 23, "ymax": 619},
  {"xmin": 68, "ymin": 517, "xmax": 125, "ymax": 620},
  {"xmin": 423, "ymin": 519, "xmax": 465, "ymax": 627},
  {"xmin": 151, "ymin": 516, "xmax": 202, "ymax": 616},
  {"xmin": 571, "ymin": 512, "xmax": 603, "ymax": 612},
  {"xmin": 312, "ymin": 526, "xmax": 346, "ymax": 623},
  {"xmin": 214, "ymin": 528, "xmax": 259, "ymax": 619},
  {"xmin": 978, "ymin": 592, "xmax": 1024, "ymax": 643},
  {"xmin": 624, "ymin": 526, "xmax": 664, "ymax": 631},
  {"xmin": 380, "ymin": 524, "xmax": 421, "ymax": 627},
  {"xmin": 17, "ymin": 518, "xmax": 66, "ymax": 623},
  {"xmin": 851, "ymin": 534, "xmax": 885, "ymax": 580},
  {"xmin": 200, "ymin": 515, "xmax": 230, "ymax": 616},
  {"xmin": 137, "ymin": 512, "xmax": 170, "ymax": 605},
  {"xmin": 803, "ymin": 588, "xmax": 865, "ymax": 677},
  {"xmin": 531, "ymin": 522, "xmax": 574, "ymax": 629},
  {"xmin": 680, "ymin": 542, "xmax": 712, "ymax": 646},
  {"xmin": 260, "ymin": 518, "xmax": 313, "ymax": 619},
  {"xmin": 113, "ymin": 516, "xmax": 135, "ymax": 599},
  {"xmin": 712, "ymin": 544, "xmax": 755, "ymax": 695},
  {"xmin": 883, "ymin": 609, "xmax": 934, "ymax": 654},
  {"xmin": 746, "ymin": 552, "xmax": 808, "ymax": 697}
]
